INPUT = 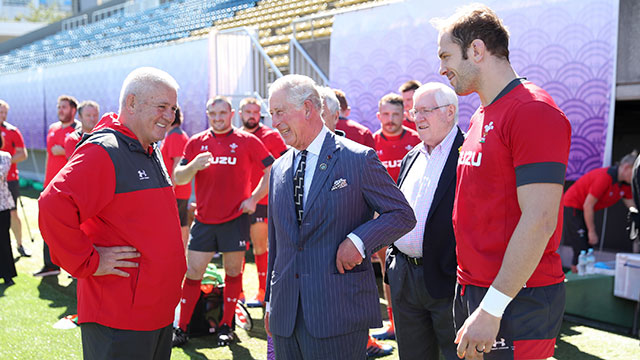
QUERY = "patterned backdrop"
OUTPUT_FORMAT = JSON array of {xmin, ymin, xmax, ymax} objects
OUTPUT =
[
  {"xmin": 0, "ymin": 38, "xmax": 210, "ymax": 149},
  {"xmin": 330, "ymin": 0, "xmax": 618, "ymax": 180}
]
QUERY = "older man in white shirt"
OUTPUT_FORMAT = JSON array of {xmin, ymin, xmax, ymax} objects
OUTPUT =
[{"xmin": 385, "ymin": 82, "xmax": 463, "ymax": 360}]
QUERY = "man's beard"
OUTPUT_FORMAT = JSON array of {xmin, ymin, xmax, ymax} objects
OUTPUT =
[{"xmin": 243, "ymin": 118, "xmax": 259, "ymax": 130}]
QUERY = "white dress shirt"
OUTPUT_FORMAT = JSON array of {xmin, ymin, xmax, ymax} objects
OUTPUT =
[{"xmin": 394, "ymin": 125, "xmax": 458, "ymax": 258}]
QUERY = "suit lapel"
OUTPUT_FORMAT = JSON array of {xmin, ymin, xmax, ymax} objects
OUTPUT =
[
  {"xmin": 277, "ymin": 148, "xmax": 297, "ymax": 223},
  {"xmin": 397, "ymin": 149, "xmax": 420, "ymax": 188},
  {"xmin": 303, "ymin": 132, "xmax": 338, "ymax": 220},
  {"xmin": 425, "ymin": 127, "xmax": 464, "ymax": 224}
]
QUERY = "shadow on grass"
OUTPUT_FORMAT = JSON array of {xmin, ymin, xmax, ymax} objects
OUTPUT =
[
  {"xmin": 555, "ymin": 322, "xmax": 605, "ymax": 360},
  {"xmin": 182, "ymin": 335, "xmax": 256, "ymax": 360},
  {"xmin": 37, "ymin": 275, "xmax": 78, "ymax": 319}
]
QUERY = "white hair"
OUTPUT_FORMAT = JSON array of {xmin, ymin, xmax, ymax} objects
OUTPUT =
[
  {"xmin": 414, "ymin": 82, "xmax": 459, "ymax": 123},
  {"xmin": 268, "ymin": 74, "xmax": 322, "ymax": 111},
  {"xmin": 317, "ymin": 86, "xmax": 340, "ymax": 114},
  {"xmin": 119, "ymin": 67, "xmax": 179, "ymax": 112}
]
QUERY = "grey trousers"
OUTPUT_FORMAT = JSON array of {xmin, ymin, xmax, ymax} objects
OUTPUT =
[
  {"xmin": 387, "ymin": 252, "xmax": 458, "ymax": 360},
  {"xmin": 81, "ymin": 322, "xmax": 172, "ymax": 360}
]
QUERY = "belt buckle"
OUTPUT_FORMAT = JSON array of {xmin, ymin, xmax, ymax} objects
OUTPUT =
[{"xmin": 409, "ymin": 256, "xmax": 420, "ymax": 266}]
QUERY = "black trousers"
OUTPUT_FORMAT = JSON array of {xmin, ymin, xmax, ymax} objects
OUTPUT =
[
  {"xmin": 0, "ymin": 209, "xmax": 16, "ymax": 281},
  {"xmin": 81, "ymin": 323, "xmax": 172, "ymax": 360},
  {"xmin": 562, "ymin": 207, "xmax": 588, "ymax": 265}
]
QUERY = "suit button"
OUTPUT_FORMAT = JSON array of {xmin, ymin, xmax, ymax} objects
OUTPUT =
[{"xmin": 295, "ymin": 274, "xmax": 299, "ymax": 279}]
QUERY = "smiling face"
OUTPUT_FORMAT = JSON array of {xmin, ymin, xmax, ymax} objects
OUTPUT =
[
  {"xmin": 413, "ymin": 89, "xmax": 454, "ymax": 150},
  {"xmin": 79, "ymin": 105, "xmax": 100, "ymax": 132},
  {"xmin": 207, "ymin": 100, "xmax": 234, "ymax": 134},
  {"xmin": 377, "ymin": 102, "xmax": 404, "ymax": 136},
  {"xmin": 240, "ymin": 103, "xmax": 261, "ymax": 130},
  {"xmin": 129, "ymin": 84, "xmax": 177, "ymax": 149},
  {"xmin": 437, "ymin": 32, "xmax": 479, "ymax": 96},
  {"xmin": 269, "ymin": 88, "xmax": 314, "ymax": 150}
]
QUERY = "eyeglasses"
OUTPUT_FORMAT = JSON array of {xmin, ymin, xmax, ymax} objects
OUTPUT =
[{"xmin": 409, "ymin": 105, "xmax": 450, "ymax": 119}]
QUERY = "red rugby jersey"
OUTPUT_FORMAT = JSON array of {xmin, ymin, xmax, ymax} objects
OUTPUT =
[
  {"xmin": 45, "ymin": 120, "xmax": 80, "ymax": 187},
  {"xmin": 0, "ymin": 122, "xmax": 25, "ymax": 181},
  {"xmin": 182, "ymin": 128, "xmax": 274, "ymax": 224},
  {"xmin": 453, "ymin": 81, "xmax": 571, "ymax": 288},
  {"xmin": 373, "ymin": 127, "xmax": 420, "ymax": 182},
  {"xmin": 563, "ymin": 166, "xmax": 632, "ymax": 211},
  {"xmin": 161, "ymin": 127, "xmax": 192, "ymax": 200},
  {"xmin": 336, "ymin": 117, "xmax": 375, "ymax": 148},
  {"xmin": 248, "ymin": 124, "xmax": 287, "ymax": 206},
  {"xmin": 402, "ymin": 118, "xmax": 416, "ymax": 131}
]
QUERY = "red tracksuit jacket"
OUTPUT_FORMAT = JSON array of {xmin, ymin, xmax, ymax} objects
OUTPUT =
[{"xmin": 39, "ymin": 113, "xmax": 187, "ymax": 331}]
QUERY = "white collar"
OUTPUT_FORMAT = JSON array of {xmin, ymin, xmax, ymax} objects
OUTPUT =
[{"xmin": 293, "ymin": 126, "xmax": 329, "ymax": 157}]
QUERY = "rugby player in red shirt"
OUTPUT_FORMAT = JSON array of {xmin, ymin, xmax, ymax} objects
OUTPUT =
[
  {"xmin": 64, "ymin": 100, "xmax": 100, "ymax": 159},
  {"xmin": 36, "ymin": 95, "xmax": 80, "ymax": 277},
  {"xmin": 172, "ymin": 96, "xmax": 274, "ymax": 347},
  {"xmin": 399, "ymin": 80, "xmax": 421, "ymax": 131},
  {"xmin": 239, "ymin": 97, "xmax": 287, "ymax": 308},
  {"xmin": 333, "ymin": 89, "xmax": 375, "ymax": 148},
  {"xmin": 160, "ymin": 106, "xmax": 192, "ymax": 247},
  {"xmin": 562, "ymin": 153, "xmax": 636, "ymax": 272},
  {"xmin": 371, "ymin": 93, "xmax": 420, "ymax": 342},
  {"xmin": 435, "ymin": 5, "xmax": 571, "ymax": 359},
  {"xmin": 0, "ymin": 100, "xmax": 29, "ymax": 257}
]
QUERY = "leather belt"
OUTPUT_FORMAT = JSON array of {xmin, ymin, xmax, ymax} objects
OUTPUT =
[{"xmin": 400, "ymin": 251, "xmax": 423, "ymax": 266}]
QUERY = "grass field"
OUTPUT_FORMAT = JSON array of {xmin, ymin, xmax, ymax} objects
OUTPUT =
[{"xmin": 1, "ymin": 191, "xmax": 639, "ymax": 359}]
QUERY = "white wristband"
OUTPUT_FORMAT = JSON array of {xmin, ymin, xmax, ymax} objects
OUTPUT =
[{"xmin": 479, "ymin": 286, "xmax": 513, "ymax": 318}]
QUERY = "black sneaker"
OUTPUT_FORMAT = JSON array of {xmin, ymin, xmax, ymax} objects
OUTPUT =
[
  {"xmin": 216, "ymin": 324, "xmax": 236, "ymax": 346},
  {"xmin": 17, "ymin": 245, "xmax": 31, "ymax": 257},
  {"xmin": 172, "ymin": 327, "xmax": 188, "ymax": 347},
  {"xmin": 33, "ymin": 267, "xmax": 61, "ymax": 277}
]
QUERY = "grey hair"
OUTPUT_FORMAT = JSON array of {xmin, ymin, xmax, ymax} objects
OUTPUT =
[
  {"xmin": 119, "ymin": 67, "xmax": 179, "ymax": 112},
  {"xmin": 620, "ymin": 151, "xmax": 639, "ymax": 166},
  {"xmin": 268, "ymin": 74, "xmax": 322, "ymax": 111},
  {"xmin": 413, "ymin": 82, "xmax": 459, "ymax": 123},
  {"xmin": 317, "ymin": 86, "xmax": 340, "ymax": 114}
]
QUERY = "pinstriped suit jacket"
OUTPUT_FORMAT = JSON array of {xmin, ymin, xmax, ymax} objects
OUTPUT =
[{"xmin": 265, "ymin": 131, "xmax": 416, "ymax": 338}]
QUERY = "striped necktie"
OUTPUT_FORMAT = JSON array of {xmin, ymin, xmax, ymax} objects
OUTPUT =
[{"xmin": 294, "ymin": 150, "xmax": 307, "ymax": 225}]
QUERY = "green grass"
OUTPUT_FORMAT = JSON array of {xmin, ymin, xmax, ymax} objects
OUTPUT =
[{"xmin": 1, "ymin": 193, "xmax": 639, "ymax": 359}]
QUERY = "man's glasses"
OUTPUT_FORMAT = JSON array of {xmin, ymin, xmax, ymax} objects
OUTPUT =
[{"xmin": 408, "ymin": 105, "xmax": 450, "ymax": 119}]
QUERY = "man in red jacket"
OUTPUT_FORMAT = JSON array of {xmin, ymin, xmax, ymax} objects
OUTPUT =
[{"xmin": 39, "ymin": 67, "xmax": 187, "ymax": 360}]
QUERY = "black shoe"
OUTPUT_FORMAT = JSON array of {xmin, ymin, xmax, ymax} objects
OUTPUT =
[
  {"xmin": 17, "ymin": 245, "xmax": 31, "ymax": 257},
  {"xmin": 216, "ymin": 324, "xmax": 236, "ymax": 346},
  {"xmin": 172, "ymin": 327, "xmax": 188, "ymax": 347},
  {"xmin": 33, "ymin": 267, "xmax": 61, "ymax": 277},
  {"xmin": 3, "ymin": 278, "xmax": 14, "ymax": 286}
]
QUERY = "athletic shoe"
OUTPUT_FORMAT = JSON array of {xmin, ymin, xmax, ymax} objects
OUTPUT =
[
  {"xmin": 17, "ymin": 245, "xmax": 31, "ymax": 257},
  {"xmin": 366, "ymin": 336, "xmax": 393, "ymax": 358},
  {"xmin": 371, "ymin": 322, "xmax": 395, "ymax": 340},
  {"xmin": 172, "ymin": 327, "xmax": 188, "ymax": 347},
  {"xmin": 33, "ymin": 266, "xmax": 60, "ymax": 277},
  {"xmin": 238, "ymin": 291, "xmax": 245, "ymax": 304},
  {"xmin": 216, "ymin": 324, "xmax": 236, "ymax": 346},
  {"xmin": 246, "ymin": 289, "xmax": 265, "ymax": 308}
]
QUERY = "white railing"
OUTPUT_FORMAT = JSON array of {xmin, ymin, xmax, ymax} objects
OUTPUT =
[
  {"xmin": 217, "ymin": 27, "xmax": 283, "ymax": 99},
  {"xmin": 92, "ymin": 1, "xmax": 133, "ymax": 23},
  {"xmin": 62, "ymin": 14, "xmax": 88, "ymax": 31},
  {"xmin": 289, "ymin": 37, "xmax": 328, "ymax": 85}
]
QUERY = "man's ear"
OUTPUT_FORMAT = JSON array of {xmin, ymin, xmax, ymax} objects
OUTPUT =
[
  {"xmin": 125, "ymin": 94, "xmax": 136, "ymax": 114},
  {"xmin": 470, "ymin": 39, "xmax": 485, "ymax": 63}
]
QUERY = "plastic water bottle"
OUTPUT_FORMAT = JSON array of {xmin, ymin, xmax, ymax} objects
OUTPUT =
[
  {"xmin": 577, "ymin": 250, "xmax": 587, "ymax": 276},
  {"xmin": 586, "ymin": 248, "xmax": 596, "ymax": 275}
]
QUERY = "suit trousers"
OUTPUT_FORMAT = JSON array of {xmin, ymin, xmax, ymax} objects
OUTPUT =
[
  {"xmin": 81, "ymin": 323, "xmax": 172, "ymax": 360},
  {"xmin": 388, "ymin": 252, "xmax": 458, "ymax": 360},
  {"xmin": 273, "ymin": 298, "xmax": 368, "ymax": 360}
]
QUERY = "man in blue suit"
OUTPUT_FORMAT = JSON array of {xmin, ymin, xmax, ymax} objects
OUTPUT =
[
  {"xmin": 264, "ymin": 74, "xmax": 416, "ymax": 359},
  {"xmin": 385, "ymin": 82, "xmax": 463, "ymax": 359}
]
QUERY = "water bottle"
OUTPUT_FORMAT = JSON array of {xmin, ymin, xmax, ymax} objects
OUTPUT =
[
  {"xmin": 586, "ymin": 248, "xmax": 596, "ymax": 274},
  {"xmin": 577, "ymin": 250, "xmax": 587, "ymax": 276}
]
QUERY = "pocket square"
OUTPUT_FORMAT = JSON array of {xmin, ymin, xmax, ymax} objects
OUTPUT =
[{"xmin": 331, "ymin": 178, "xmax": 348, "ymax": 191}]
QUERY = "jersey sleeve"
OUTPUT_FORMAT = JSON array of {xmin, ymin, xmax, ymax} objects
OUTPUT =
[
  {"xmin": 363, "ymin": 129, "xmax": 375, "ymax": 148},
  {"xmin": 622, "ymin": 184, "xmax": 633, "ymax": 199},
  {"xmin": 38, "ymin": 143, "xmax": 116, "ymax": 278},
  {"xmin": 249, "ymin": 135, "xmax": 275, "ymax": 169},
  {"xmin": 179, "ymin": 136, "xmax": 198, "ymax": 166},
  {"xmin": 10, "ymin": 128, "xmax": 25, "ymax": 149},
  {"xmin": 508, "ymin": 102, "xmax": 571, "ymax": 187},
  {"xmin": 264, "ymin": 132, "xmax": 288, "ymax": 159},
  {"xmin": 63, "ymin": 134, "xmax": 79, "ymax": 159},
  {"xmin": 167, "ymin": 133, "xmax": 188, "ymax": 159}
]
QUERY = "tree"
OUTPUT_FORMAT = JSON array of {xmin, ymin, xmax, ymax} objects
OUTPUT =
[{"xmin": 14, "ymin": 3, "xmax": 70, "ymax": 23}]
